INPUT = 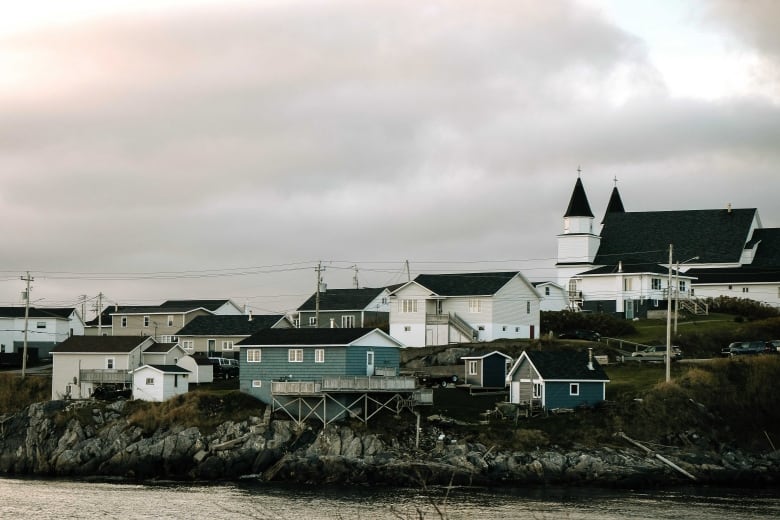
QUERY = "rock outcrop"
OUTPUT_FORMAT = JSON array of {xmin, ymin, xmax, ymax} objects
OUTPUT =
[{"xmin": 1, "ymin": 400, "xmax": 778, "ymax": 487}]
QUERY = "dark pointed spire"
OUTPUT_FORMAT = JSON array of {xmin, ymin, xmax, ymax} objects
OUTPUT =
[
  {"xmin": 564, "ymin": 176, "xmax": 594, "ymax": 218},
  {"xmin": 602, "ymin": 185, "xmax": 625, "ymax": 223}
]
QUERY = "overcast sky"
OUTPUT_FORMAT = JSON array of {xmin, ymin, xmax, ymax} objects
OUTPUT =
[{"xmin": 1, "ymin": 0, "xmax": 779, "ymax": 317}]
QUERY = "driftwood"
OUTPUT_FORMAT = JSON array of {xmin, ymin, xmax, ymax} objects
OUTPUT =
[{"xmin": 615, "ymin": 431, "xmax": 697, "ymax": 481}]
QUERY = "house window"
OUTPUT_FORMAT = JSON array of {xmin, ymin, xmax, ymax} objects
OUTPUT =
[
  {"xmin": 315, "ymin": 349, "xmax": 325, "ymax": 363},
  {"xmin": 36, "ymin": 321, "xmax": 46, "ymax": 329},
  {"xmin": 252, "ymin": 380, "xmax": 262, "ymax": 388},
  {"xmin": 623, "ymin": 278, "xmax": 633, "ymax": 291},
  {"xmin": 728, "ymin": 285, "xmax": 733, "ymax": 290},
  {"xmin": 400, "ymin": 299, "xmax": 418, "ymax": 313},
  {"xmin": 121, "ymin": 317, "xmax": 128, "ymax": 328},
  {"xmin": 341, "ymin": 315, "xmax": 355, "ymax": 328},
  {"xmin": 106, "ymin": 358, "xmax": 115, "ymax": 369},
  {"xmin": 207, "ymin": 339, "xmax": 216, "ymax": 352},
  {"xmin": 404, "ymin": 326, "xmax": 411, "ymax": 332},
  {"xmin": 515, "ymin": 327, "xmax": 520, "ymax": 332},
  {"xmin": 247, "ymin": 349, "xmax": 262, "ymax": 363},
  {"xmin": 161, "ymin": 335, "xmax": 177, "ymax": 343},
  {"xmin": 293, "ymin": 318, "xmax": 300, "ymax": 328},
  {"xmin": 570, "ymin": 383, "xmax": 580, "ymax": 396},
  {"xmin": 468, "ymin": 360, "xmax": 478, "ymax": 376},
  {"xmin": 742, "ymin": 287, "xmax": 749, "ymax": 293},
  {"xmin": 222, "ymin": 340, "xmax": 234, "ymax": 351},
  {"xmin": 167, "ymin": 315, "xmax": 175, "ymax": 327},
  {"xmin": 651, "ymin": 278, "xmax": 661, "ymax": 290},
  {"xmin": 502, "ymin": 326, "xmax": 507, "ymax": 331},
  {"xmin": 288, "ymin": 349, "xmax": 303, "ymax": 362},
  {"xmin": 478, "ymin": 325, "xmax": 485, "ymax": 331},
  {"xmin": 381, "ymin": 297, "xmax": 388, "ymax": 305},
  {"xmin": 679, "ymin": 280, "xmax": 686, "ymax": 292},
  {"xmin": 469, "ymin": 299, "xmax": 482, "ymax": 313},
  {"xmin": 143, "ymin": 316, "xmax": 150, "ymax": 327},
  {"xmin": 181, "ymin": 340, "xmax": 194, "ymax": 351},
  {"xmin": 568, "ymin": 279, "xmax": 577, "ymax": 294},
  {"xmin": 145, "ymin": 377, "xmax": 154, "ymax": 385},
  {"xmin": 545, "ymin": 287, "xmax": 550, "ymax": 296},
  {"xmin": 309, "ymin": 317, "xmax": 317, "ymax": 326},
  {"xmin": 526, "ymin": 301, "xmax": 530, "ymax": 314},
  {"xmin": 0, "ymin": 344, "xmax": 4, "ymax": 353},
  {"xmin": 653, "ymin": 299, "xmax": 659, "ymax": 307},
  {"xmin": 533, "ymin": 383, "xmax": 542, "ymax": 399}
]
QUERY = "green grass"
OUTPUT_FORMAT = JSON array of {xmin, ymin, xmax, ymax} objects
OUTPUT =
[
  {"xmin": 0, "ymin": 373, "xmax": 51, "ymax": 415},
  {"xmin": 616, "ymin": 313, "xmax": 739, "ymax": 346},
  {"xmin": 603, "ymin": 362, "xmax": 691, "ymax": 400}
]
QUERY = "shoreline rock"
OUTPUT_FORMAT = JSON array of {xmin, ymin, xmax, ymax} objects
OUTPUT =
[{"xmin": 1, "ymin": 400, "xmax": 778, "ymax": 488}]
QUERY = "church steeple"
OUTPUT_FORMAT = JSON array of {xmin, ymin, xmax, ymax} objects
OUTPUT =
[
  {"xmin": 564, "ymin": 175, "xmax": 594, "ymax": 218},
  {"xmin": 602, "ymin": 179, "xmax": 625, "ymax": 223}
]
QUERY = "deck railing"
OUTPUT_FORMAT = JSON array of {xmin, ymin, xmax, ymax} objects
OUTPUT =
[
  {"xmin": 79, "ymin": 369, "xmax": 132, "ymax": 384},
  {"xmin": 271, "ymin": 375, "xmax": 419, "ymax": 395}
]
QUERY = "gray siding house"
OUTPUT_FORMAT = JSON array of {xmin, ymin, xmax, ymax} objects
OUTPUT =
[
  {"xmin": 295, "ymin": 287, "xmax": 392, "ymax": 330},
  {"xmin": 507, "ymin": 350, "xmax": 608, "ymax": 411}
]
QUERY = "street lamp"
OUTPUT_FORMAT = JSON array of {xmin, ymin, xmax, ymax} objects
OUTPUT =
[{"xmin": 674, "ymin": 256, "xmax": 700, "ymax": 336}]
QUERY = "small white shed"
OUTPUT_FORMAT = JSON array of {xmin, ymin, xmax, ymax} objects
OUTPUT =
[
  {"xmin": 131, "ymin": 364, "xmax": 190, "ymax": 402},
  {"xmin": 176, "ymin": 355, "xmax": 214, "ymax": 384}
]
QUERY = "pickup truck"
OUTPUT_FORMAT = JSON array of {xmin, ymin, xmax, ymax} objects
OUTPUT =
[
  {"xmin": 720, "ymin": 341, "xmax": 769, "ymax": 357},
  {"xmin": 417, "ymin": 373, "xmax": 459, "ymax": 388}
]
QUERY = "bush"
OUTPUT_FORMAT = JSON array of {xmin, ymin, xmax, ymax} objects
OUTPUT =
[
  {"xmin": 541, "ymin": 310, "xmax": 637, "ymax": 338},
  {"xmin": 706, "ymin": 296, "xmax": 780, "ymax": 321}
]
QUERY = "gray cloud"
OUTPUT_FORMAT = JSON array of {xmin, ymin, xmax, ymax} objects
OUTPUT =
[{"xmin": 0, "ymin": 0, "xmax": 778, "ymax": 312}]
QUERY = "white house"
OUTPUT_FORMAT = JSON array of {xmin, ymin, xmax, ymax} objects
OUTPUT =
[
  {"xmin": 0, "ymin": 306, "xmax": 84, "ymax": 359},
  {"xmin": 131, "ymin": 364, "xmax": 190, "ymax": 402},
  {"xmin": 531, "ymin": 282, "xmax": 570, "ymax": 312},
  {"xmin": 389, "ymin": 272, "xmax": 541, "ymax": 348},
  {"xmin": 51, "ymin": 336, "xmax": 153, "ymax": 400}
]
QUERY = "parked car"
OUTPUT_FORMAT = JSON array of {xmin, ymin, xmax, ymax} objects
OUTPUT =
[
  {"xmin": 208, "ymin": 357, "xmax": 239, "ymax": 379},
  {"xmin": 631, "ymin": 345, "xmax": 683, "ymax": 362},
  {"xmin": 766, "ymin": 340, "xmax": 780, "ymax": 353},
  {"xmin": 720, "ymin": 341, "xmax": 769, "ymax": 357},
  {"xmin": 558, "ymin": 329, "xmax": 601, "ymax": 341}
]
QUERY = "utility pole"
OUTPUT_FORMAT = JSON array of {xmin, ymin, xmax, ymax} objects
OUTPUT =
[
  {"xmin": 79, "ymin": 294, "xmax": 87, "ymax": 327},
  {"xmin": 97, "ymin": 292, "xmax": 103, "ymax": 335},
  {"xmin": 21, "ymin": 272, "xmax": 34, "ymax": 379},
  {"xmin": 405, "ymin": 259, "xmax": 411, "ymax": 282},
  {"xmin": 665, "ymin": 245, "xmax": 673, "ymax": 383},
  {"xmin": 315, "ymin": 262, "xmax": 324, "ymax": 328},
  {"xmin": 352, "ymin": 265, "xmax": 359, "ymax": 289}
]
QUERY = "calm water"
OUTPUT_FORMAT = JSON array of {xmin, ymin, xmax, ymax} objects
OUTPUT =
[{"xmin": 1, "ymin": 476, "xmax": 779, "ymax": 519}]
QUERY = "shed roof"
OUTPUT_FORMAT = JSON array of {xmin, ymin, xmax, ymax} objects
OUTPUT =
[{"xmin": 519, "ymin": 350, "xmax": 608, "ymax": 381}]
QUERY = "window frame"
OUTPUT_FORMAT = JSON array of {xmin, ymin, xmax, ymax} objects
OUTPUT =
[
  {"xmin": 532, "ymin": 382, "xmax": 542, "ymax": 399},
  {"xmin": 341, "ymin": 315, "xmax": 355, "ymax": 328},
  {"xmin": 569, "ymin": 383, "xmax": 580, "ymax": 396},
  {"xmin": 145, "ymin": 377, "xmax": 155, "ymax": 386},
  {"xmin": 315, "ymin": 348, "xmax": 325, "ymax": 363},
  {"xmin": 288, "ymin": 349, "xmax": 303, "ymax": 363},
  {"xmin": 468, "ymin": 360, "xmax": 478, "ymax": 376},
  {"xmin": 247, "ymin": 349, "xmax": 262, "ymax": 363}
]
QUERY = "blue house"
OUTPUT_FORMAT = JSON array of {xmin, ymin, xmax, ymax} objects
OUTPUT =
[
  {"xmin": 507, "ymin": 350, "xmax": 609, "ymax": 411},
  {"xmin": 237, "ymin": 328, "xmax": 432, "ymax": 425},
  {"xmin": 460, "ymin": 351, "xmax": 512, "ymax": 389}
]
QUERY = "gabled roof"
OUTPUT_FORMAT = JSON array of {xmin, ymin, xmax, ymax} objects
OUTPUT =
[
  {"xmin": 238, "ymin": 327, "xmax": 396, "ymax": 347},
  {"xmin": 512, "ymin": 350, "xmax": 608, "ymax": 382},
  {"xmin": 412, "ymin": 272, "xmax": 520, "ymax": 296},
  {"xmin": 577, "ymin": 261, "xmax": 692, "ymax": 277},
  {"xmin": 176, "ymin": 314, "xmax": 287, "ymax": 336},
  {"xmin": 142, "ymin": 342, "xmax": 180, "ymax": 353},
  {"xmin": 746, "ymin": 228, "xmax": 780, "ymax": 267},
  {"xmin": 687, "ymin": 266, "xmax": 780, "ymax": 285},
  {"xmin": 0, "ymin": 307, "xmax": 73, "ymax": 320},
  {"xmin": 461, "ymin": 350, "xmax": 512, "ymax": 361},
  {"xmin": 297, "ymin": 288, "xmax": 387, "ymax": 311},
  {"xmin": 112, "ymin": 299, "xmax": 234, "ymax": 315},
  {"xmin": 85, "ymin": 309, "xmax": 113, "ymax": 326},
  {"xmin": 131, "ymin": 364, "xmax": 190, "ymax": 374},
  {"xmin": 563, "ymin": 177, "xmax": 594, "ymax": 218},
  {"xmin": 51, "ymin": 336, "xmax": 151, "ymax": 354},
  {"xmin": 595, "ymin": 208, "xmax": 757, "ymax": 265}
]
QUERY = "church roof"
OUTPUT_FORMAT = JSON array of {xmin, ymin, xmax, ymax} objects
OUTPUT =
[
  {"xmin": 595, "ymin": 208, "xmax": 757, "ymax": 265},
  {"xmin": 563, "ymin": 177, "xmax": 594, "ymax": 218}
]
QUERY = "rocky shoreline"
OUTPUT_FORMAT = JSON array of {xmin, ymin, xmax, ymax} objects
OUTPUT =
[{"xmin": 1, "ymin": 400, "xmax": 778, "ymax": 488}]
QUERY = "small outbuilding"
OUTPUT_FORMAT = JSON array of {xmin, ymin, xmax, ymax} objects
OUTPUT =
[
  {"xmin": 507, "ymin": 350, "xmax": 608, "ymax": 411},
  {"xmin": 460, "ymin": 351, "xmax": 512, "ymax": 388},
  {"xmin": 131, "ymin": 364, "xmax": 190, "ymax": 402}
]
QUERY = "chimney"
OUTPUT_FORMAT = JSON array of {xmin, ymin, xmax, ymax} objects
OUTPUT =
[
  {"xmin": 618, "ymin": 261, "xmax": 623, "ymax": 273},
  {"xmin": 588, "ymin": 348, "xmax": 594, "ymax": 370},
  {"xmin": 329, "ymin": 318, "xmax": 335, "ymax": 328},
  {"xmin": 248, "ymin": 310, "xmax": 253, "ymax": 321},
  {"xmin": 727, "ymin": 203, "xmax": 732, "ymax": 214}
]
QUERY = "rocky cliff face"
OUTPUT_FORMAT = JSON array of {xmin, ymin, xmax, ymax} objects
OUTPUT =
[{"xmin": 1, "ymin": 400, "xmax": 778, "ymax": 486}]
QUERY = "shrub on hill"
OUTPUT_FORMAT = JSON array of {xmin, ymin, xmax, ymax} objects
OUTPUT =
[
  {"xmin": 541, "ymin": 310, "xmax": 636, "ymax": 338},
  {"xmin": 706, "ymin": 296, "xmax": 780, "ymax": 321},
  {"xmin": 0, "ymin": 374, "xmax": 50, "ymax": 415}
]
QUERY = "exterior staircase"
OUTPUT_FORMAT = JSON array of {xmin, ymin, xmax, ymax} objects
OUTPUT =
[
  {"xmin": 449, "ymin": 312, "xmax": 478, "ymax": 341},
  {"xmin": 679, "ymin": 297, "xmax": 709, "ymax": 315}
]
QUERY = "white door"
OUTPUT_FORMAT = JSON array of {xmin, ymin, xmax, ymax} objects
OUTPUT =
[
  {"xmin": 366, "ymin": 351, "xmax": 374, "ymax": 376},
  {"xmin": 510, "ymin": 381, "xmax": 520, "ymax": 403}
]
